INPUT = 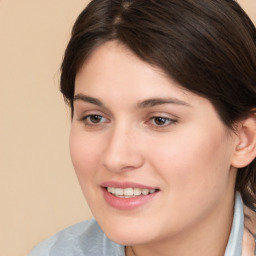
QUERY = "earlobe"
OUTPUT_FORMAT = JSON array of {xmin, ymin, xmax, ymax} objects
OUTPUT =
[{"xmin": 231, "ymin": 112, "xmax": 256, "ymax": 168}]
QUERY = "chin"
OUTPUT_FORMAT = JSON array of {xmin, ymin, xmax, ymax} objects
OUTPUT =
[
  {"xmin": 105, "ymin": 229, "xmax": 153, "ymax": 246},
  {"xmin": 96, "ymin": 217, "xmax": 157, "ymax": 246}
]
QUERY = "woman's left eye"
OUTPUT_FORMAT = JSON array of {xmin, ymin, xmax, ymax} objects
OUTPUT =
[{"xmin": 149, "ymin": 116, "xmax": 177, "ymax": 127}]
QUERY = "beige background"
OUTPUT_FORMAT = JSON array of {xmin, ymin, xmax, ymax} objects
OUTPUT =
[{"xmin": 0, "ymin": 1, "xmax": 255, "ymax": 256}]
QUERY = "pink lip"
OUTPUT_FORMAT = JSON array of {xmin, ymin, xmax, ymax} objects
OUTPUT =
[{"xmin": 100, "ymin": 181, "xmax": 159, "ymax": 210}]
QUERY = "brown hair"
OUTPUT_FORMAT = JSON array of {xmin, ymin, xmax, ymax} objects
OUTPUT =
[{"xmin": 60, "ymin": 0, "xmax": 256, "ymax": 210}]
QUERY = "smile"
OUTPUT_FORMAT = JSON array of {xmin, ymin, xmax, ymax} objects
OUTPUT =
[
  {"xmin": 107, "ymin": 187, "xmax": 157, "ymax": 198},
  {"xmin": 102, "ymin": 184, "xmax": 159, "ymax": 210}
]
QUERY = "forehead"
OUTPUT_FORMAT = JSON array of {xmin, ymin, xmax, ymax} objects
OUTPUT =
[{"xmin": 75, "ymin": 41, "xmax": 189, "ymax": 100}]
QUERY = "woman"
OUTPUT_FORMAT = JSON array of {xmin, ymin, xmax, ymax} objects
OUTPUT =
[{"xmin": 29, "ymin": 0, "xmax": 256, "ymax": 255}]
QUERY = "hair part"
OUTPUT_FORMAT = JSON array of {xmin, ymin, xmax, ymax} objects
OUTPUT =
[{"xmin": 60, "ymin": 0, "xmax": 256, "ymax": 210}]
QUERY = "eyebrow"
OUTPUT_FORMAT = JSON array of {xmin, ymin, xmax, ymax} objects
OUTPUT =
[
  {"xmin": 73, "ymin": 94, "xmax": 104, "ymax": 107},
  {"xmin": 73, "ymin": 94, "xmax": 190, "ymax": 108},
  {"xmin": 137, "ymin": 97, "xmax": 191, "ymax": 108}
]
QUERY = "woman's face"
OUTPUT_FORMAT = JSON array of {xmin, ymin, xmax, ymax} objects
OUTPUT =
[{"xmin": 70, "ymin": 41, "xmax": 238, "ymax": 245}]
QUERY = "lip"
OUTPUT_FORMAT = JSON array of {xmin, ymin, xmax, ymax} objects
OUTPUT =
[{"xmin": 101, "ymin": 181, "xmax": 159, "ymax": 210}]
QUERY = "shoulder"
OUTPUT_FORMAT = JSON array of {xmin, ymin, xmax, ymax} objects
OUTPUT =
[{"xmin": 28, "ymin": 219, "xmax": 125, "ymax": 256}]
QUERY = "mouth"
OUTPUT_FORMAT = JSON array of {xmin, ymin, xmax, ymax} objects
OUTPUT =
[
  {"xmin": 100, "ymin": 181, "xmax": 160, "ymax": 210},
  {"xmin": 105, "ymin": 187, "xmax": 158, "ymax": 198}
]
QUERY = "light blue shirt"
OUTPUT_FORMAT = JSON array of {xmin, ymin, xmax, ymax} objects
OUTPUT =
[{"xmin": 29, "ymin": 192, "xmax": 249, "ymax": 256}]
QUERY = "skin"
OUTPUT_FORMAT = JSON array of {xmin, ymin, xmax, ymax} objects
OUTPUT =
[{"xmin": 70, "ymin": 41, "xmax": 241, "ymax": 256}]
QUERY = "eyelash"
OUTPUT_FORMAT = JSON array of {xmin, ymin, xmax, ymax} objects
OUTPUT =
[
  {"xmin": 80, "ymin": 115, "xmax": 108, "ymax": 126},
  {"xmin": 148, "ymin": 116, "xmax": 178, "ymax": 128},
  {"xmin": 79, "ymin": 114, "xmax": 178, "ymax": 129}
]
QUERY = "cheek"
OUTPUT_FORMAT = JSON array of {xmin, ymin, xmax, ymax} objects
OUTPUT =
[
  {"xmin": 150, "ymin": 125, "xmax": 232, "ymax": 195},
  {"xmin": 69, "ymin": 128, "xmax": 101, "ymax": 182},
  {"xmin": 69, "ymin": 128, "xmax": 107, "ymax": 213}
]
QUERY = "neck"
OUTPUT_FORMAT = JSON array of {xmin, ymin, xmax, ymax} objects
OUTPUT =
[{"xmin": 126, "ymin": 193, "xmax": 235, "ymax": 256}]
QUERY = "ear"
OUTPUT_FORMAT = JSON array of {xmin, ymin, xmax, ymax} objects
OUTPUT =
[{"xmin": 231, "ymin": 112, "xmax": 256, "ymax": 168}]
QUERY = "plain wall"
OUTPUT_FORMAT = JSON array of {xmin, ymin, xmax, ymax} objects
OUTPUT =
[{"xmin": 0, "ymin": 1, "xmax": 255, "ymax": 256}]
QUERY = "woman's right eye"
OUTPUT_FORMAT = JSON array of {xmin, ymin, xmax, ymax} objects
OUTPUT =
[{"xmin": 80, "ymin": 114, "xmax": 107, "ymax": 125}]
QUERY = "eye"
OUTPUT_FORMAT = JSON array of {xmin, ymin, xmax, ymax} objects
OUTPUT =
[
  {"xmin": 81, "ymin": 114, "xmax": 107, "ymax": 125},
  {"xmin": 150, "ymin": 116, "xmax": 177, "ymax": 127}
]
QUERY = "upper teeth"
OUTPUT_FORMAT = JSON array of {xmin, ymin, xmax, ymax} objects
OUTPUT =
[{"xmin": 107, "ymin": 187, "xmax": 156, "ymax": 197}]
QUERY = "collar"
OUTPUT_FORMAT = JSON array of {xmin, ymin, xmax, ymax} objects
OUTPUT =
[{"xmin": 224, "ymin": 192, "xmax": 244, "ymax": 256}]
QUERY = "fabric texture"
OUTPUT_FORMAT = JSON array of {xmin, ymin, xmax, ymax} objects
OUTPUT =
[
  {"xmin": 29, "ymin": 219, "xmax": 125, "ymax": 256},
  {"xmin": 224, "ymin": 192, "xmax": 244, "ymax": 255},
  {"xmin": 29, "ymin": 192, "xmax": 249, "ymax": 256}
]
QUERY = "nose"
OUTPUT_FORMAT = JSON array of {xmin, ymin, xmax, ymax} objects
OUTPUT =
[{"xmin": 102, "ymin": 124, "xmax": 144, "ymax": 173}]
